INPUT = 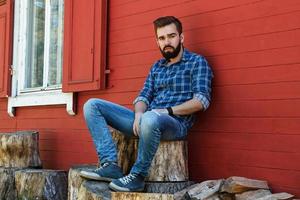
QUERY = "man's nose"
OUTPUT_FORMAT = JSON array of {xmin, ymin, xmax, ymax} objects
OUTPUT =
[{"xmin": 164, "ymin": 38, "xmax": 171, "ymax": 46}]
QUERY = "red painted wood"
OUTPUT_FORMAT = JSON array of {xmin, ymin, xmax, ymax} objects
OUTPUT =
[
  {"xmin": 193, "ymin": 117, "xmax": 300, "ymax": 135},
  {"xmin": 110, "ymin": 0, "xmax": 300, "ymax": 32},
  {"xmin": 63, "ymin": 0, "xmax": 107, "ymax": 92},
  {"xmin": 0, "ymin": 0, "xmax": 12, "ymax": 97},
  {"xmin": 207, "ymin": 99, "xmax": 300, "ymax": 118},
  {"xmin": 110, "ymin": 0, "xmax": 136, "ymax": 8},
  {"xmin": 214, "ymin": 63, "xmax": 300, "ymax": 86},
  {"xmin": 213, "ymin": 82, "xmax": 300, "ymax": 101},
  {"xmin": 110, "ymin": 0, "xmax": 262, "ymax": 30},
  {"xmin": 16, "ymin": 117, "xmax": 86, "ymax": 130},
  {"xmin": 109, "ymin": 28, "xmax": 300, "ymax": 57},
  {"xmin": 109, "ymin": 65, "xmax": 150, "ymax": 80},
  {"xmin": 0, "ymin": 119, "xmax": 16, "ymax": 129},
  {"xmin": 110, "ymin": 0, "xmax": 300, "ymax": 44},
  {"xmin": 109, "ymin": 51, "xmax": 160, "ymax": 69},
  {"xmin": 0, "ymin": 9, "xmax": 6, "ymax": 95},
  {"xmin": 189, "ymin": 132, "xmax": 300, "ymax": 153},
  {"xmin": 189, "ymin": 148, "xmax": 300, "ymax": 171},
  {"xmin": 209, "ymin": 46, "xmax": 300, "ymax": 70}
]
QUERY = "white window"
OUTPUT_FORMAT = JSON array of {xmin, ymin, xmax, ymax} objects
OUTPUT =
[{"xmin": 8, "ymin": 0, "xmax": 74, "ymax": 117}]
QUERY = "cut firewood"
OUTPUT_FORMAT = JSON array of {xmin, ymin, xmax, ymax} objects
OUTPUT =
[
  {"xmin": 0, "ymin": 131, "xmax": 42, "ymax": 168},
  {"xmin": 221, "ymin": 176, "xmax": 269, "ymax": 193}
]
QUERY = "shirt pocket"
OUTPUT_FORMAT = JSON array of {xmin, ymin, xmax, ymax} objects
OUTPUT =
[
  {"xmin": 169, "ymin": 70, "xmax": 192, "ymax": 93},
  {"xmin": 153, "ymin": 71, "xmax": 168, "ymax": 92}
]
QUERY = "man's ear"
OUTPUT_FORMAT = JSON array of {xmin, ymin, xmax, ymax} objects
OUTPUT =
[{"xmin": 180, "ymin": 33, "xmax": 184, "ymax": 43}]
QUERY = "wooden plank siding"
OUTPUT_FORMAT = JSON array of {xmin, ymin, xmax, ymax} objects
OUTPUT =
[{"xmin": 0, "ymin": 0, "xmax": 299, "ymax": 196}]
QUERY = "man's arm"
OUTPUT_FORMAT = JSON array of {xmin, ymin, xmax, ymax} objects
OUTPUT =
[
  {"xmin": 134, "ymin": 101, "xmax": 148, "ymax": 114},
  {"xmin": 152, "ymin": 98, "xmax": 203, "ymax": 116},
  {"xmin": 172, "ymin": 98, "xmax": 203, "ymax": 115}
]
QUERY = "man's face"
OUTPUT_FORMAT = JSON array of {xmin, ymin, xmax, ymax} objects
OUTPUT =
[{"xmin": 156, "ymin": 23, "xmax": 184, "ymax": 60}]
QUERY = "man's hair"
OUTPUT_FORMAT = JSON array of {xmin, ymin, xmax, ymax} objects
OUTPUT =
[{"xmin": 153, "ymin": 16, "xmax": 182, "ymax": 36}]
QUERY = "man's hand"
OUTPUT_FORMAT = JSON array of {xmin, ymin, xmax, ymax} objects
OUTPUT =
[{"xmin": 133, "ymin": 112, "xmax": 143, "ymax": 136}]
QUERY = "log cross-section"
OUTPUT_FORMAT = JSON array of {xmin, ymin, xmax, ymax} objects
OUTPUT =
[{"xmin": 111, "ymin": 130, "xmax": 189, "ymax": 182}]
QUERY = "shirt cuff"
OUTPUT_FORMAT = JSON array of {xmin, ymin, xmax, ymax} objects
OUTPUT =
[
  {"xmin": 193, "ymin": 93, "xmax": 210, "ymax": 111},
  {"xmin": 133, "ymin": 96, "xmax": 150, "ymax": 107}
]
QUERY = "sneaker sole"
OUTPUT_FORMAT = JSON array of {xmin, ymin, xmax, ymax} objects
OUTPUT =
[
  {"xmin": 108, "ymin": 182, "xmax": 144, "ymax": 192},
  {"xmin": 79, "ymin": 171, "xmax": 112, "ymax": 182}
]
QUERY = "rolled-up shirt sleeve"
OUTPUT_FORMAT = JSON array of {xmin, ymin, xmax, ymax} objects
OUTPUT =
[
  {"xmin": 133, "ymin": 68, "xmax": 155, "ymax": 107},
  {"xmin": 192, "ymin": 57, "xmax": 213, "ymax": 111}
]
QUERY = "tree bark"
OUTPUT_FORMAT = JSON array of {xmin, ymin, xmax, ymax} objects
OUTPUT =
[
  {"xmin": 0, "ymin": 131, "xmax": 42, "ymax": 168},
  {"xmin": 15, "ymin": 169, "xmax": 68, "ymax": 200},
  {"xmin": 145, "ymin": 181, "xmax": 194, "ymax": 194},
  {"xmin": 0, "ymin": 167, "xmax": 17, "ymax": 200},
  {"xmin": 111, "ymin": 130, "xmax": 138, "ymax": 175},
  {"xmin": 68, "ymin": 165, "xmax": 97, "ymax": 200},
  {"xmin": 147, "ymin": 140, "xmax": 188, "ymax": 181},
  {"xmin": 111, "ymin": 192, "xmax": 174, "ymax": 200},
  {"xmin": 111, "ymin": 130, "xmax": 189, "ymax": 181},
  {"xmin": 78, "ymin": 181, "xmax": 111, "ymax": 200}
]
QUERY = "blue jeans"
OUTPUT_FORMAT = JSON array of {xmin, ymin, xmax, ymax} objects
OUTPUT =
[{"xmin": 83, "ymin": 98, "xmax": 187, "ymax": 177}]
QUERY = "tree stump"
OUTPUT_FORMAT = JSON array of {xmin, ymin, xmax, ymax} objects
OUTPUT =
[
  {"xmin": 68, "ymin": 165, "xmax": 97, "ymax": 200},
  {"xmin": 145, "ymin": 181, "xmax": 195, "ymax": 194},
  {"xmin": 15, "ymin": 169, "xmax": 68, "ymax": 200},
  {"xmin": 0, "ymin": 131, "xmax": 42, "ymax": 168},
  {"xmin": 111, "ymin": 192, "xmax": 174, "ymax": 200},
  {"xmin": 147, "ymin": 140, "xmax": 188, "ymax": 181},
  {"xmin": 0, "ymin": 167, "xmax": 17, "ymax": 200},
  {"xmin": 111, "ymin": 130, "xmax": 138, "ymax": 175},
  {"xmin": 111, "ymin": 130, "xmax": 189, "ymax": 181},
  {"xmin": 69, "ymin": 164, "xmax": 193, "ymax": 198},
  {"xmin": 77, "ymin": 181, "xmax": 111, "ymax": 200}
]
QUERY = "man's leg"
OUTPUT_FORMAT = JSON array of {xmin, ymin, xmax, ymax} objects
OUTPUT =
[
  {"xmin": 109, "ymin": 111, "xmax": 187, "ymax": 191},
  {"xmin": 131, "ymin": 111, "xmax": 187, "ymax": 176},
  {"xmin": 81, "ymin": 98, "xmax": 135, "ymax": 181}
]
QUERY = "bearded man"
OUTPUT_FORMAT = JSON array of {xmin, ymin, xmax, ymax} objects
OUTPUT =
[{"xmin": 79, "ymin": 16, "xmax": 213, "ymax": 192}]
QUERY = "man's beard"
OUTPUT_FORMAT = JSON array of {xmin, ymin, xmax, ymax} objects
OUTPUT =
[{"xmin": 160, "ymin": 42, "xmax": 182, "ymax": 61}]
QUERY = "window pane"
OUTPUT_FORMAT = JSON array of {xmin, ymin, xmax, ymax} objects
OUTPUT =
[
  {"xmin": 25, "ymin": 0, "xmax": 45, "ymax": 89},
  {"xmin": 48, "ymin": 0, "xmax": 63, "ymax": 86}
]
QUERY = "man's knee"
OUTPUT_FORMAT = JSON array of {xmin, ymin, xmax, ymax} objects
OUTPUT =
[
  {"xmin": 140, "ymin": 111, "xmax": 161, "ymax": 133},
  {"xmin": 83, "ymin": 98, "xmax": 105, "ymax": 116}
]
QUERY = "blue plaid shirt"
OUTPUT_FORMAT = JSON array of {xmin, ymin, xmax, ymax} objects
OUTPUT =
[{"xmin": 133, "ymin": 48, "xmax": 213, "ymax": 130}]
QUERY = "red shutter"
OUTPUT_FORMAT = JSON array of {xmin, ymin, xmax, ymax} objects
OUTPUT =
[
  {"xmin": 0, "ymin": 0, "xmax": 12, "ymax": 97},
  {"xmin": 62, "ymin": 0, "xmax": 107, "ymax": 92}
]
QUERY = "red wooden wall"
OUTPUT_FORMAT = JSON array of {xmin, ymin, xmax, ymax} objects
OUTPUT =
[{"xmin": 0, "ymin": 0, "xmax": 300, "ymax": 196}]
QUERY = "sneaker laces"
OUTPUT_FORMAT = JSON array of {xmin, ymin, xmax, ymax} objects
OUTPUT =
[
  {"xmin": 119, "ymin": 174, "xmax": 137, "ymax": 185},
  {"xmin": 94, "ymin": 162, "xmax": 110, "ymax": 173}
]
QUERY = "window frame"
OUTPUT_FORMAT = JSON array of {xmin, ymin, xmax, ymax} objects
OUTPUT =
[{"xmin": 7, "ymin": 0, "xmax": 74, "ymax": 117}]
